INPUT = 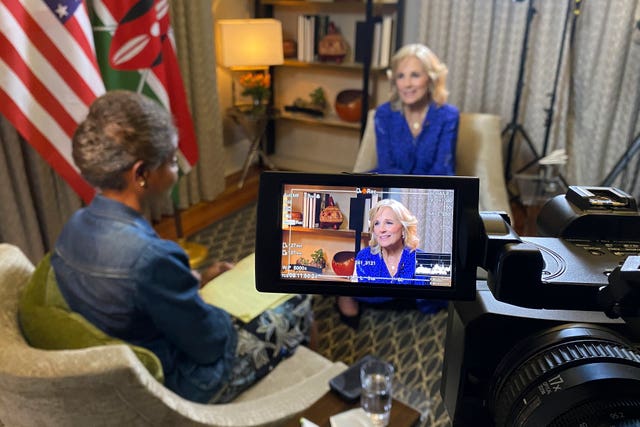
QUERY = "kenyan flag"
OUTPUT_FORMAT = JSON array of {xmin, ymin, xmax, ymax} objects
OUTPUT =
[{"xmin": 90, "ymin": 0, "xmax": 198, "ymax": 173}]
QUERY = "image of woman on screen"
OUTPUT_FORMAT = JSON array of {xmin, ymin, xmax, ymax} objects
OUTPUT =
[
  {"xmin": 355, "ymin": 198, "xmax": 423, "ymax": 284},
  {"xmin": 337, "ymin": 199, "xmax": 446, "ymax": 327}
]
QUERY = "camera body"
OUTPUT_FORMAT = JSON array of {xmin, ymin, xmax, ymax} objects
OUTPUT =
[
  {"xmin": 442, "ymin": 186, "xmax": 640, "ymax": 426},
  {"xmin": 441, "ymin": 284, "xmax": 640, "ymax": 426},
  {"xmin": 255, "ymin": 172, "xmax": 640, "ymax": 426}
]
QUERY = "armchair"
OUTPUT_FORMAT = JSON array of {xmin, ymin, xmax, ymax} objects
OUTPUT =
[{"xmin": 0, "ymin": 243, "xmax": 346, "ymax": 427}]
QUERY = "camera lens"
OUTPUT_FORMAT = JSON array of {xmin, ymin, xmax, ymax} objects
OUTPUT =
[{"xmin": 489, "ymin": 323, "xmax": 640, "ymax": 427}]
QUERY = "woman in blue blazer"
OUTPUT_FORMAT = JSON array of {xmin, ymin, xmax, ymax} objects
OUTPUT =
[{"xmin": 337, "ymin": 44, "xmax": 457, "ymax": 325}]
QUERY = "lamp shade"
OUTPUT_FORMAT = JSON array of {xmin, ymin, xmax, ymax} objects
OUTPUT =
[{"xmin": 217, "ymin": 19, "xmax": 284, "ymax": 69}]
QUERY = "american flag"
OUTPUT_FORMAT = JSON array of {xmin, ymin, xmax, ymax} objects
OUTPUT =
[{"xmin": 0, "ymin": 0, "xmax": 105, "ymax": 203}]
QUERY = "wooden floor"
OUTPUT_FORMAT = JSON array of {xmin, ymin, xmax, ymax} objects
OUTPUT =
[
  {"xmin": 154, "ymin": 166, "xmax": 535, "ymax": 241},
  {"xmin": 153, "ymin": 167, "xmax": 261, "ymax": 240}
]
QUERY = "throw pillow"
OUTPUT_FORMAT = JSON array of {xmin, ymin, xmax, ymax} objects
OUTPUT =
[{"xmin": 18, "ymin": 254, "xmax": 164, "ymax": 383}]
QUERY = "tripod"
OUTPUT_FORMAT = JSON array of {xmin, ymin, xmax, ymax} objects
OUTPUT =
[
  {"xmin": 517, "ymin": 0, "xmax": 580, "ymax": 179},
  {"xmin": 503, "ymin": 0, "xmax": 540, "ymax": 184},
  {"xmin": 601, "ymin": 132, "xmax": 640, "ymax": 188}
]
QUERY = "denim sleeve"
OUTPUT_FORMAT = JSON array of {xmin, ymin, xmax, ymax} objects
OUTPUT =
[{"xmin": 135, "ymin": 242, "xmax": 236, "ymax": 365}]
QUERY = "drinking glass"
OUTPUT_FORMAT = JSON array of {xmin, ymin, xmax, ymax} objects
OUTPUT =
[{"xmin": 360, "ymin": 359, "xmax": 393, "ymax": 427}]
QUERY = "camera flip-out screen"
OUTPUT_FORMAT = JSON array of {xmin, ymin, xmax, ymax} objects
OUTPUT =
[{"xmin": 255, "ymin": 172, "xmax": 480, "ymax": 300}]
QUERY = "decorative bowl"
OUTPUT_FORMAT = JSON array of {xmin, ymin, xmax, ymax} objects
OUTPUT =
[
  {"xmin": 335, "ymin": 89, "xmax": 364, "ymax": 123},
  {"xmin": 332, "ymin": 251, "xmax": 356, "ymax": 276}
]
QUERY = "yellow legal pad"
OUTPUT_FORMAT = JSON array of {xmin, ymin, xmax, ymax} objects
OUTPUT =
[{"xmin": 200, "ymin": 253, "xmax": 293, "ymax": 323}]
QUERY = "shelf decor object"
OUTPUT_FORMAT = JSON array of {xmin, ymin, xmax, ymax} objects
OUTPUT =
[
  {"xmin": 216, "ymin": 18, "xmax": 284, "ymax": 111},
  {"xmin": 256, "ymin": 0, "xmax": 404, "ymax": 173}
]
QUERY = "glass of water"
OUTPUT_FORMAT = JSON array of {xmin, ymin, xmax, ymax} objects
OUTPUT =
[{"xmin": 360, "ymin": 359, "xmax": 394, "ymax": 427}]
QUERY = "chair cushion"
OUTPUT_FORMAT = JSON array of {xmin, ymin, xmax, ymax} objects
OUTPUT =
[{"xmin": 18, "ymin": 254, "xmax": 164, "ymax": 383}]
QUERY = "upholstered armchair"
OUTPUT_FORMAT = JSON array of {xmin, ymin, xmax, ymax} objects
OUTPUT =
[
  {"xmin": 353, "ymin": 109, "xmax": 512, "ymax": 217},
  {"xmin": 0, "ymin": 243, "xmax": 347, "ymax": 427}
]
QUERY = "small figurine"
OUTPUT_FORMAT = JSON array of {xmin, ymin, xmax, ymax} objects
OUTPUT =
[{"xmin": 318, "ymin": 22, "xmax": 348, "ymax": 63}]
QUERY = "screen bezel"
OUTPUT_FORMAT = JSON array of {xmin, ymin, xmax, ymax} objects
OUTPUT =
[{"xmin": 255, "ymin": 171, "xmax": 481, "ymax": 301}]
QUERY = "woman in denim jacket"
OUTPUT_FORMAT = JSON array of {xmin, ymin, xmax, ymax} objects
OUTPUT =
[{"xmin": 51, "ymin": 91, "xmax": 287, "ymax": 403}]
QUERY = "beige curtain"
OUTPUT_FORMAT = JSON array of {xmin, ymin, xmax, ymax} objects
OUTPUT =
[
  {"xmin": 418, "ymin": 0, "xmax": 640, "ymax": 199},
  {"xmin": 0, "ymin": 119, "xmax": 81, "ymax": 263},
  {"xmin": 0, "ymin": 0, "xmax": 224, "ymax": 262},
  {"xmin": 168, "ymin": 0, "xmax": 225, "ymax": 210}
]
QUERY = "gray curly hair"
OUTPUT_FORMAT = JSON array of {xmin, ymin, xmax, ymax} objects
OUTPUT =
[{"xmin": 72, "ymin": 90, "xmax": 177, "ymax": 191}]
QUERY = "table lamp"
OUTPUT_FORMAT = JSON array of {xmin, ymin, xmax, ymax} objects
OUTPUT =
[{"xmin": 216, "ymin": 19, "xmax": 284, "ymax": 110}]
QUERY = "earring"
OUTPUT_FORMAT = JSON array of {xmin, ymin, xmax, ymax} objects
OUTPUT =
[{"xmin": 138, "ymin": 179, "xmax": 147, "ymax": 189}]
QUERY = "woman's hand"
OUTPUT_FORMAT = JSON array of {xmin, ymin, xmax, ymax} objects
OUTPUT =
[{"xmin": 195, "ymin": 261, "xmax": 235, "ymax": 288}]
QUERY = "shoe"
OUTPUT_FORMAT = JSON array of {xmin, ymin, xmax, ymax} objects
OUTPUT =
[{"xmin": 336, "ymin": 297, "xmax": 360, "ymax": 330}]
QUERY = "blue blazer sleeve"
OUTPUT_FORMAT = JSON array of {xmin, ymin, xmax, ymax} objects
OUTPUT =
[
  {"xmin": 373, "ymin": 104, "xmax": 405, "ymax": 174},
  {"xmin": 428, "ymin": 105, "xmax": 459, "ymax": 176}
]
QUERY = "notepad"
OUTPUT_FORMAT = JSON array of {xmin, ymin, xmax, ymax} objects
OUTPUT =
[{"xmin": 200, "ymin": 253, "xmax": 293, "ymax": 323}]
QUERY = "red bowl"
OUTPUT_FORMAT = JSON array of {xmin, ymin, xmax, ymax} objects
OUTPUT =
[
  {"xmin": 332, "ymin": 251, "xmax": 356, "ymax": 276},
  {"xmin": 335, "ymin": 90, "xmax": 364, "ymax": 122}
]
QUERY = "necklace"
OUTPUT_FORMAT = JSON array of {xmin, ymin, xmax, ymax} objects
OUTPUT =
[
  {"xmin": 383, "ymin": 251, "xmax": 400, "ymax": 273},
  {"xmin": 406, "ymin": 105, "xmax": 429, "ymax": 133}
]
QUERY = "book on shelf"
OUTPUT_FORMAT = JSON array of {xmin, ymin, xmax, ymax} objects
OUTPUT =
[
  {"xmin": 297, "ymin": 15, "xmax": 305, "ymax": 62},
  {"xmin": 354, "ymin": 20, "xmax": 371, "ymax": 65},
  {"xmin": 302, "ymin": 192, "xmax": 330, "ymax": 229},
  {"xmin": 371, "ymin": 16, "xmax": 382, "ymax": 68},
  {"xmin": 379, "ymin": 15, "xmax": 394, "ymax": 68},
  {"xmin": 354, "ymin": 15, "xmax": 395, "ymax": 68},
  {"xmin": 296, "ymin": 14, "xmax": 330, "ymax": 62}
]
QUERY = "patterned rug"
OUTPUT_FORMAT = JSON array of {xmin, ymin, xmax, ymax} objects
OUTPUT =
[{"xmin": 191, "ymin": 203, "xmax": 452, "ymax": 426}]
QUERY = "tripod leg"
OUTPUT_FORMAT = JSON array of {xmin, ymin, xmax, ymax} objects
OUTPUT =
[{"xmin": 514, "ymin": 124, "xmax": 541, "ymax": 174}]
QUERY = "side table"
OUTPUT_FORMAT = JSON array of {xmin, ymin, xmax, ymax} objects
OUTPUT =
[
  {"xmin": 284, "ymin": 391, "xmax": 421, "ymax": 427},
  {"xmin": 227, "ymin": 106, "xmax": 279, "ymax": 189}
]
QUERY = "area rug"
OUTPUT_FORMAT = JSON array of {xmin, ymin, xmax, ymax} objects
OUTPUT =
[{"xmin": 191, "ymin": 203, "xmax": 452, "ymax": 426}]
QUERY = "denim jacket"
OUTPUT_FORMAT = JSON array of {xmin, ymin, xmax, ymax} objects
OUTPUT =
[{"xmin": 51, "ymin": 195, "xmax": 237, "ymax": 403}]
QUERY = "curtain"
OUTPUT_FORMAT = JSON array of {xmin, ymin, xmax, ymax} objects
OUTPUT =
[
  {"xmin": 418, "ymin": 0, "xmax": 640, "ymax": 199},
  {"xmin": 0, "ymin": 119, "xmax": 81, "ymax": 263},
  {"xmin": 400, "ymin": 189, "xmax": 454, "ymax": 254},
  {"xmin": 0, "ymin": 0, "xmax": 225, "ymax": 262},
  {"xmin": 168, "ymin": 0, "xmax": 225, "ymax": 210}
]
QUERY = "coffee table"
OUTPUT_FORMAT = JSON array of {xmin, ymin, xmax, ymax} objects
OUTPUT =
[{"xmin": 284, "ymin": 391, "xmax": 421, "ymax": 427}]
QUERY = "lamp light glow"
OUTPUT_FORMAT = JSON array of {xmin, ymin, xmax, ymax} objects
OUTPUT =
[{"xmin": 216, "ymin": 19, "xmax": 284, "ymax": 70}]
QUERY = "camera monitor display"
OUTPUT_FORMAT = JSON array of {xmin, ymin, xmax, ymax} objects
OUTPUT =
[{"xmin": 255, "ymin": 172, "xmax": 480, "ymax": 300}]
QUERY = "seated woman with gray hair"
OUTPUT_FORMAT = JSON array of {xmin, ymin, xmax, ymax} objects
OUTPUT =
[{"xmin": 51, "ymin": 90, "xmax": 310, "ymax": 404}]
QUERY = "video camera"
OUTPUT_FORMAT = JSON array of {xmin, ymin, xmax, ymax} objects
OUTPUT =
[{"xmin": 254, "ymin": 171, "xmax": 640, "ymax": 426}]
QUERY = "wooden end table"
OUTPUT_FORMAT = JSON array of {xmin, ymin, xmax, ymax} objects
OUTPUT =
[{"xmin": 284, "ymin": 391, "xmax": 421, "ymax": 427}]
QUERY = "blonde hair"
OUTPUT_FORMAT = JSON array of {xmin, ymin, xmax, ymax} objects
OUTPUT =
[
  {"xmin": 367, "ymin": 199, "xmax": 419, "ymax": 255},
  {"xmin": 388, "ymin": 43, "xmax": 449, "ymax": 108}
]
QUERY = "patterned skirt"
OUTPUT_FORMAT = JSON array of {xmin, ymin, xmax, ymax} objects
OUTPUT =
[{"xmin": 210, "ymin": 294, "xmax": 313, "ymax": 403}]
